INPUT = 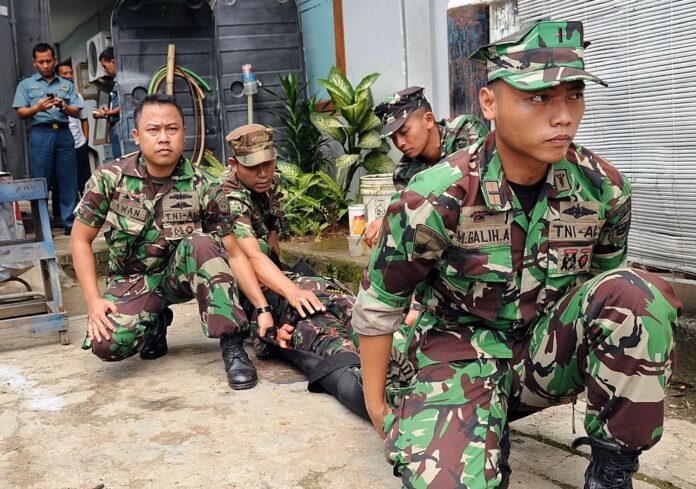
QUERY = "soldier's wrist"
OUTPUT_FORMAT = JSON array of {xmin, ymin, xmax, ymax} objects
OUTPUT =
[{"xmin": 255, "ymin": 304, "xmax": 273, "ymax": 316}]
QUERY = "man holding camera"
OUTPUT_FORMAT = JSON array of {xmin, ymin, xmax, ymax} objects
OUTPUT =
[{"xmin": 13, "ymin": 42, "xmax": 82, "ymax": 235}]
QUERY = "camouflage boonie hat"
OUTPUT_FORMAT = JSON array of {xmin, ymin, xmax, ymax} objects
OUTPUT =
[
  {"xmin": 469, "ymin": 20, "xmax": 607, "ymax": 91},
  {"xmin": 225, "ymin": 123, "xmax": 277, "ymax": 167},
  {"xmin": 374, "ymin": 86, "xmax": 429, "ymax": 136}
]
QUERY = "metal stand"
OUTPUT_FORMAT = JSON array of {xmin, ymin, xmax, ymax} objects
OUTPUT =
[{"xmin": 0, "ymin": 178, "xmax": 69, "ymax": 344}]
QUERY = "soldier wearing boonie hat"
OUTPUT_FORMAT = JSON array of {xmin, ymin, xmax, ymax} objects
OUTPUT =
[
  {"xmin": 355, "ymin": 20, "xmax": 680, "ymax": 489},
  {"xmin": 222, "ymin": 124, "xmax": 329, "ymax": 358},
  {"xmin": 225, "ymin": 123, "xmax": 278, "ymax": 167}
]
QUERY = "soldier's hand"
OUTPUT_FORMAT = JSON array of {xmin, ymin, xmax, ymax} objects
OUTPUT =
[
  {"xmin": 86, "ymin": 298, "xmax": 119, "ymax": 343},
  {"xmin": 288, "ymin": 288, "xmax": 325, "ymax": 318},
  {"xmin": 256, "ymin": 311, "xmax": 274, "ymax": 338},
  {"xmin": 277, "ymin": 324, "xmax": 294, "ymax": 349},
  {"xmin": 367, "ymin": 400, "xmax": 391, "ymax": 439},
  {"xmin": 364, "ymin": 217, "xmax": 384, "ymax": 249},
  {"xmin": 404, "ymin": 307, "xmax": 420, "ymax": 327}
]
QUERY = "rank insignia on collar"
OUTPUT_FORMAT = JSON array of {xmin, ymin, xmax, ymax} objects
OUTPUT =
[
  {"xmin": 485, "ymin": 181, "xmax": 501, "ymax": 206},
  {"xmin": 554, "ymin": 169, "xmax": 571, "ymax": 192}
]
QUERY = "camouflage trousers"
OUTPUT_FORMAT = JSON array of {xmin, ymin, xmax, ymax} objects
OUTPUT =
[
  {"xmin": 384, "ymin": 268, "xmax": 681, "ymax": 489},
  {"xmin": 287, "ymin": 274, "xmax": 359, "ymax": 356},
  {"xmin": 245, "ymin": 273, "xmax": 359, "ymax": 357},
  {"xmin": 83, "ymin": 234, "xmax": 249, "ymax": 361}
]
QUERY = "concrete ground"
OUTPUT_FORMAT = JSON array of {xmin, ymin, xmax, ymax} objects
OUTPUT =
[{"xmin": 0, "ymin": 233, "xmax": 694, "ymax": 488}]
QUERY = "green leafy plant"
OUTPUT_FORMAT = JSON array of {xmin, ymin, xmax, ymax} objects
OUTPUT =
[
  {"xmin": 264, "ymin": 72, "xmax": 330, "ymax": 174},
  {"xmin": 278, "ymin": 161, "xmax": 348, "ymax": 240},
  {"xmin": 310, "ymin": 66, "xmax": 393, "ymax": 195}
]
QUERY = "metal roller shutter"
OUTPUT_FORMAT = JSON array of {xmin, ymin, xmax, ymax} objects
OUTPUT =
[{"xmin": 518, "ymin": 0, "xmax": 696, "ymax": 274}]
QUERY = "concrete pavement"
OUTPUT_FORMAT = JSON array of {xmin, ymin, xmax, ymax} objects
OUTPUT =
[{"xmin": 0, "ymin": 301, "xmax": 694, "ymax": 489}]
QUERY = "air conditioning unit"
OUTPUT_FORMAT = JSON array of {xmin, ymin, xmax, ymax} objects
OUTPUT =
[{"xmin": 86, "ymin": 31, "xmax": 113, "ymax": 83}]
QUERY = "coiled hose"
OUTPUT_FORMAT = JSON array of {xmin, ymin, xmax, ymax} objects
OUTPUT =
[{"xmin": 148, "ymin": 65, "xmax": 211, "ymax": 165}]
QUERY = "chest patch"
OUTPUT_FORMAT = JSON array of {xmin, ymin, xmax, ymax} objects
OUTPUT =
[
  {"xmin": 556, "ymin": 245, "xmax": 593, "ymax": 274},
  {"xmin": 163, "ymin": 191, "xmax": 200, "ymax": 222},
  {"xmin": 455, "ymin": 206, "xmax": 511, "ymax": 249},
  {"xmin": 110, "ymin": 193, "xmax": 147, "ymax": 222},
  {"xmin": 554, "ymin": 169, "xmax": 571, "ymax": 192},
  {"xmin": 549, "ymin": 221, "xmax": 601, "ymax": 242}
]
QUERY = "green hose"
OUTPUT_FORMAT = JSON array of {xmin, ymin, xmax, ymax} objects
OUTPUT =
[{"xmin": 147, "ymin": 64, "xmax": 211, "ymax": 165}]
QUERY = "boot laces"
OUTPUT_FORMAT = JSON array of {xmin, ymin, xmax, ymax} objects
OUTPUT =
[{"xmin": 222, "ymin": 335, "xmax": 246, "ymax": 358}]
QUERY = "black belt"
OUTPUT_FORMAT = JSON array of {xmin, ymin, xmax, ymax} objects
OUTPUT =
[{"xmin": 32, "ymin": 122, "xmax": 68, "ymax": 129}]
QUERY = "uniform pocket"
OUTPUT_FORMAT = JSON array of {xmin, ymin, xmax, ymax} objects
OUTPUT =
[
  {"xmin": 104, "ymin": 191, "xmax": 149, "ymax": 253},
  {"xmin": 443, "ymin": 244, "xmax": 513, "ymax": 309},
  {"xmin": 162, "ymin": 191, "xmax": 201, "ymax": 241}
]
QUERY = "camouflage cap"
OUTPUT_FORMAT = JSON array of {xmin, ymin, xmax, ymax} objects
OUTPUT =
[
  {"xmin": 469, "ymin": 20, "xmax": 607, "ymax": 91},
  {"xmin": 374, "ymin": 86, "xmax": 429, "ymax": 136},
  {"xmin": 225, "ymin": 123, "xmax": 277, "ymax": 167}
]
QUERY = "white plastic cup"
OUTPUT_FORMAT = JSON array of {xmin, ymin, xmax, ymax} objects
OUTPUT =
[
  {"xmin": 347, "ymin": 235, "xmax": 364, "ymax": 257},
  {"xmin": 348, "ymin": 203, "xmax": 366, "ymax": 237}
]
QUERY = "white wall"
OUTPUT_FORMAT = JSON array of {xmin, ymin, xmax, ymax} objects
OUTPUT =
[
  {"xmin": 342, "ymin": 0, "xmax": 449, "ymax": 120},
  {"xmin": 55, "ymin": 3, "xmax": 114, "ymax": 164}
]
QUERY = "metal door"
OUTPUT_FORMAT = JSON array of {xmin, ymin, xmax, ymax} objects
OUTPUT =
[{"xmin": 0, "ymin": 0, "xmax": 27, "ymax": 177}]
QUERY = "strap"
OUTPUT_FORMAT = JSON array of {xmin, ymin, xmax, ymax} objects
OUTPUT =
[{"xmin": 307, "ymin": 351, "xmax": 361, "ymax": 389}]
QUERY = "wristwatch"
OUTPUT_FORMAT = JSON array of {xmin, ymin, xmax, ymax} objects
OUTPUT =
[{"xmin": 255, "ymin": 305, "xmax": 273, "ymax": 316}]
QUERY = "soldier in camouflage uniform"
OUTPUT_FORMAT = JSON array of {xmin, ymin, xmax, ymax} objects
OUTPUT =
[
  {"xmin": 222, "ymin": 124, "xmax": 370, "ymax": 416},
  {"xmin": 364, "ymin": 86, "xmax": 488, "ymax": 249},
  {"xmin": 71, "ymin": 94, "xmax": 274, "ymax": 390},
  {"xmin": 223, "ymin": 124, "xmax": 329, "ymax": 350},
  {"xmin": 367, "ymin": 87, "xmax": 488, "ymax": 330},
  {"xmin": 353, "ymin": 21, "xmax": 682, "ymax": 489}
]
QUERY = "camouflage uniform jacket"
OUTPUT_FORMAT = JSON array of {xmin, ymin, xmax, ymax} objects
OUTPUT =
[
  {"xmin": 75, "ymin": 153, "xmax": 235, "ymax": 289},
  {"xmin": 222, "ymin": 168, "xmax": 283, "ymax": 256},
  {"xmin": 353, "ymin": 132, "xmax": 631, "ymax": 365},
  {"xmin": 392, "ymin": 114, "xmax": 488, "ymax": 190}
]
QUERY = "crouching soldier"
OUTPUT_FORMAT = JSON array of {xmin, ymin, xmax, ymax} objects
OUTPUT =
[
  {"xmin": 354, "ymin": 21, "xmax": 682, "ymax": 488},
  {"xmin": 71, "ymin": 94, "xmax": 273, "ymax": 390}
]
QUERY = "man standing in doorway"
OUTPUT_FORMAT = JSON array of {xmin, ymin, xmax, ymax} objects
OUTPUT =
[
  {"xmin": 92, "ymin": 46, "xmax": 122, "ymax": 160},
  {"xmin": 13, "ymin": 43, "xmax": 82, "ymax": 235},
  {"xmin": 56, "ymin": 61, "xmax": 92, "ymax": 194}
]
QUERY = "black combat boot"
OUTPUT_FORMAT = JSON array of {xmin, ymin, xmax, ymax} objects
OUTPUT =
[
  {"xmin": 220, "ymin": 333, "xmax": 258, "ymax": 390},
  {"xmin": 572, "ymin": 435, "xmax": 641, "ymax": 489},
  {"xmin": 140, "ymin": 307, "xmax": 173, "ymax": 360}
]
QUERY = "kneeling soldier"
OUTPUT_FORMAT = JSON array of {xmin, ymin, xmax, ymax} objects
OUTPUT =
[{"xmin": 71, "ymin": 94, "xmax": 273, "ymax": 390}]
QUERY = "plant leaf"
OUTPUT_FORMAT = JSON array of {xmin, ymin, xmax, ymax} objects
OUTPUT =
[
  {"xmin": 317, "ymin": 79, "xmax": 351, "ymax": 108},
  {"xmin": 327, "ymin": 66, "xmax": 355, "ymax": 102},
  {"xmin": 363, "ymin": 151, "xmax": 395, "ymax": 173},
  {"xmin": 358, "ymin": 112, "xmax": 381, "ymax": 133},
  {"xmin": 354, "ymin": 88, "xmax": 373, "ymax": 108},
  {"xmin": 340, "ymin": 99, "xmax": 368, "ymax": 127},
  {"xmin": 356, "ymin": 130, "xmax": 382, "ymax": 149},
  {"xmin": 310, "ymin": 112, "xmax": 347, "ymax": 145},
  {"xmin": 335, "ymin": 153, "xmax": 359, "ymax": 170},
  {"xmin": 355, "ymin": 73, "xmax": 380, "ymax": 93}
]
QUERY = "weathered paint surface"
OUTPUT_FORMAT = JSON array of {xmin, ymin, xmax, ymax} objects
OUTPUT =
[{"xmin": 447, "ymin": 5, "xmax": 489, "ymax": 120}]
